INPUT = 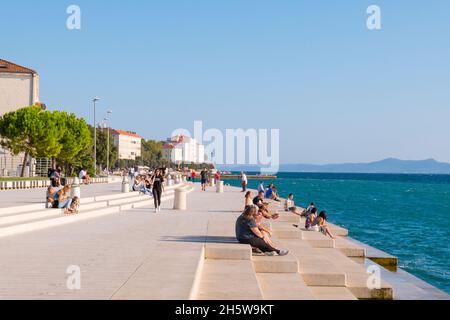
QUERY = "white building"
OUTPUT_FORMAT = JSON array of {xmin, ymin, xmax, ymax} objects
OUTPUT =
[
  {"xmin": 0, "ymin": 59, "xmax": 41, "ymax": 176},
  {"xmin": 112, "ymin": 129, "xmax": 142, "ymax": 160},
  {"xmin": 162, "ymin": 135, "xmax": 207, "ymax": 164}
]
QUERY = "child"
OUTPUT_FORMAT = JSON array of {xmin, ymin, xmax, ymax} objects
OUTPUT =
[
  {"xmin": 46, "ymin": 186, "xmax": 57, "ymax": 208},
  {"xmin": 68, "ymin": 197, "xmax": 81, "ymax": 214}
]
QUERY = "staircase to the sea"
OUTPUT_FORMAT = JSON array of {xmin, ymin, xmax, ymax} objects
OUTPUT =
[
  {"xmin": 192, "ymin": 202, "xmax": 394, "ymax": 300},
  {"xmin": 0, "ymin": 183, "xmax": 400, "ymax": 300}
]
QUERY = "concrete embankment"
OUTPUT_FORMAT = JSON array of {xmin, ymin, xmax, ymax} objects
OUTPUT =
[{"xmin": 0, "ymin": 183, "xmax": 447, "ymax": 300}]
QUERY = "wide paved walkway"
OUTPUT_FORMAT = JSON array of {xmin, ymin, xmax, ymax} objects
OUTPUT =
[{"xmin": 0, "ymin": 184, "xmax": 242, "ymax": 299}]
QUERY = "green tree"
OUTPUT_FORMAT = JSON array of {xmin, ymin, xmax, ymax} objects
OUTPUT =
[
  {"xmin": 0, "ymin": 106, "xmax": 62, "ymax": 177},
  {"xmin": 139, "ymin": 139, "xmax": 169, "ymax": 168},
  {"xmin": 55, "ymin": 112, "xmax": 92, "ymax": 175},
  {"xmin": 95, "ymin": 127, "xmax": 118, "ymax": 173}
]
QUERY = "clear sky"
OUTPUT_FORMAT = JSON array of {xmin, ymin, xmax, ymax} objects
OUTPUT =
[{"xmin": 1, "ymin": 0, "xmax": 449, "ymax": 164}]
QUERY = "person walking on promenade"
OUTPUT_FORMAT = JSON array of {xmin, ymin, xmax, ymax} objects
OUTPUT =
[
  {"xmin": 200, "ymin": 168, "xmax": 209, "ymax": 191},
  {"xmin": 240, "ymin": 171, "xmax": 248, "ymax": 192},
  {"xmin": 150, "ymin": 168, "xmax": 165, "ymax": 213}
]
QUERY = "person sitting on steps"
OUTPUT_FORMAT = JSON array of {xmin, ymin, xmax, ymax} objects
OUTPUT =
[
  {"xmin": 253, "ymin": 191, "xmax": 279, "ymax": 220},
  {"xmin": 244, "ymin": 191, "xmax": 253, "ymax": 209},
  {"xmin": 284, "ymin": 193, "xmax": 304, "ymax": 216},
  {"xmin": 236, "ymin": 206, "xmax": 289, "ymax": 256},
  {"xmin": 57, "ymin": 185, "xmax": 75, "ymax": 214}
]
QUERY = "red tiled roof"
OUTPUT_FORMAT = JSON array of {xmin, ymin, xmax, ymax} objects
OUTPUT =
[
  {"xmin": 112, "ymin": 129, "xmax": 142, "ymax": 139},
  {"xmin": 0, "ymin": 59, "xmax": 37, "ymax": 74}
]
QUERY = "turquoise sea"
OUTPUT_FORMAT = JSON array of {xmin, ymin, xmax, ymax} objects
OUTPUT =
[{"xmin": 225, "ymin": 172, "xmax": 450, "ymax": 294}]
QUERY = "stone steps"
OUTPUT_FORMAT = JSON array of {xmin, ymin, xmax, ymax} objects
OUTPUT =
[
  {"xmin": 281, "ymin": 239, "xmax": 348, "ymax": 287},
  {"xmin": 315, "ymin": 248, "xmax": 393, "ymax": 300},
  {"xmin": 256, "ymin": 273, "xmax": 315, "ymax": 300},
  {"xmin": 0, "ymin": 206, "xmax": 121, "ymax": 238},
  {"xmin": 0, "ymin": 183, "xmax": 193, "ymax": 239},
  {"xmin": 271, "ymin": 220, "xmax": 365, "ymax": 258},
  {"xmin": 309, "ymin": 286, "xmax": 358, "ymax": 300},
  {"xmin": 197, "ymin": 259, "xmax": 263, "ymax": 300}
]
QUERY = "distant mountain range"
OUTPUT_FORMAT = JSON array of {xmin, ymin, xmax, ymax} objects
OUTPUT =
[{"xmin": 219, "ymin": 158, "xmax": 450, "ymax": 174}]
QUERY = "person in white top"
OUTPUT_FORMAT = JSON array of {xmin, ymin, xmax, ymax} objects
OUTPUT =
[
  {"xmin": 258, "ymin": 181, "xmax": 265, "ymax": 193},
  {"xmin": 79, "ymin": 169, "xmax": 91, "ymax": 185},
  {"xmin": 240, "ymin": 172, "xmax": 248, "ymax": 192},
  {"xmin": 284, "ymin": 193, "xmax": 302, "ymax": 215}
]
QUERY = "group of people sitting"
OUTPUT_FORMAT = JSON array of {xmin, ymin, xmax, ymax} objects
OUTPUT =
[
  {"xmin": 46, "ymin": 185, "xmax": 80, "ymax": 214},
  {"xmin": 130, "ymin": 168, "xmax": 166, "ymax": 213},
  {"xmin": 258, "ymin": 181, "xmax": 282, "ymax": 202},
  {"xmin": 236, "ymin": 187, "xmax": 335, "ymax": 256},
  {"xmin": 284, "ymin": 196, "xmax": 335, "ymax": 239},
  {"xmin": 238, "ymin": 190, "xmax": 288, "ymax": 256}
]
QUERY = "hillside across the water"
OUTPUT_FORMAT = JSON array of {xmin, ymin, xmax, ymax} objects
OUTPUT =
[{"xmin": 220, "ymin": 158, "xmax": 450, "ymax": 174}]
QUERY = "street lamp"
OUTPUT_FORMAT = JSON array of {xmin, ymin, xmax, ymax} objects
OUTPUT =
[
  {"xmin": 106, "ymin": 110, "xmax": 112, "ymax": 175},
  {"xmin": 92, "ymin": 97, "xmax": 100, "ymax": 177}
]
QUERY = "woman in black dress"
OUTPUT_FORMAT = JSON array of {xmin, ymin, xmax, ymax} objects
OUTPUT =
[{"xmin": 151, "ymin": 168, "xmax": 164, "ymax": 212}]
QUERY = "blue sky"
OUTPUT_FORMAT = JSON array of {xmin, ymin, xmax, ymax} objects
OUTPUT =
[{"xmin": 1, "ymin": 0, "xmax": 449, "ymax": 164}]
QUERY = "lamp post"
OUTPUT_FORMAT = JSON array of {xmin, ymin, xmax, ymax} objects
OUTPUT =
[
  {"xmin": 92, "ymin": 97, "xmax": 100, "ymax": 177},
  {"xmin": 106, "ymin": 110, "xmax": 112, "ymax": 176}
]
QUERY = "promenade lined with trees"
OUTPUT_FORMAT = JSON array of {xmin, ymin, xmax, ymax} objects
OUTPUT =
[
  {"xmin": 0, "ymin": 105, "xmax": 91, "ymax": 177},
  {"xmin": 0, "ymin": 105, "xmax": 212, "ymax": 178}
]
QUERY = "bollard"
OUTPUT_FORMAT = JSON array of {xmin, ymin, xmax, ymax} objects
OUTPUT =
[
  {"xmin": 168, "ymin": 179, "xmax": 174, "ymax": 186},
  {"xmin": 122, "ymin": 176, "xmax": 130, "ymax": 193},
  {"xmin": 173, "ymin": 188, "xmax": 187, "ymax": 210},
  {"xmin": 210, "ymin": 177, "xmax": 215, "ymax": 187},
  {"xmin": 216, "ymin": 181, "xmax": 224, "ymax": 193},
  {"xmin": 71, "ymin": 177, "xmax": 81, "ymax": 199}
]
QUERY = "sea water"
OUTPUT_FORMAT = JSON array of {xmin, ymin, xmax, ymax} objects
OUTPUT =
[{"xmin": 225, "ymin": 172, "xmax": 450, "ymax": 293}]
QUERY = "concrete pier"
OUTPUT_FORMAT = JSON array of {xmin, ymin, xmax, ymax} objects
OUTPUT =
[{"xmin": 0, "ymin": 183, "xmax": 447, "ymax": 300}]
